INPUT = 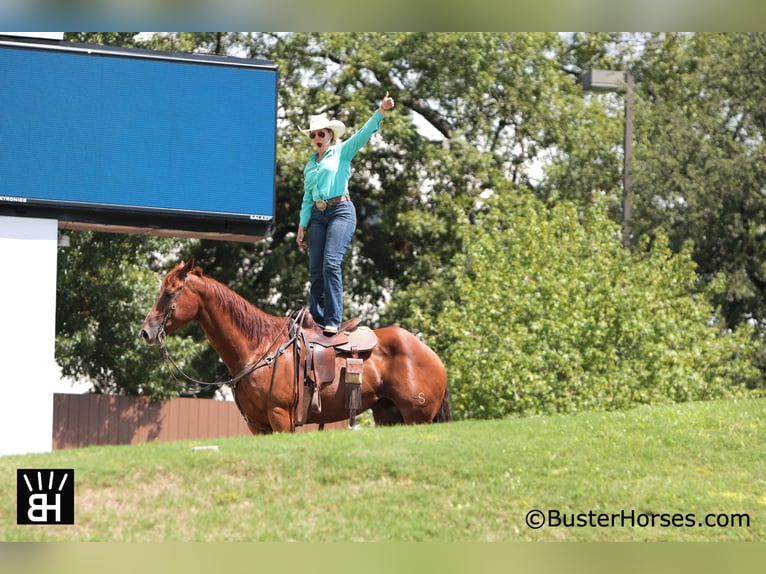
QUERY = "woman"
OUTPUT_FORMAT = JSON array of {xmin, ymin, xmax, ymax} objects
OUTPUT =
[{"xmin": 296, "ymin": 91, "xmax": 395, "ymax": 335}]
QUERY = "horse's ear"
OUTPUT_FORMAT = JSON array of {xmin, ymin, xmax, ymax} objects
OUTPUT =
[{"xmin": 179, "ymin": 257, "xmax": 195, "ymax": 277}]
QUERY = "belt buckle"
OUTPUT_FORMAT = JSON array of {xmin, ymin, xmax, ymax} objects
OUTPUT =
[{"xmin": 315, "ymin": 199, "xmax": 327, "ymax": 212}]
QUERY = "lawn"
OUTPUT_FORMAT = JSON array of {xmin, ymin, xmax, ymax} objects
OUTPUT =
[{"xmin": 1, "ymin": 397, "xmax": 763, "ymax": 541}]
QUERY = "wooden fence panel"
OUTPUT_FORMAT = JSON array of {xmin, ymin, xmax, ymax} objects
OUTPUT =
[{"xmin": 52, "ymin": 393, "xmax": 346, "ymax": 450}]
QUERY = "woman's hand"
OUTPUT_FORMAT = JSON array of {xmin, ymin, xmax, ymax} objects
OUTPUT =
[
  {"xmin": 378, "ymin": 91, "xmax": 394, "ymax": 114},
  {"xmin": 296, "ymin": 226, "xmax": 307, "ymax": 249}
]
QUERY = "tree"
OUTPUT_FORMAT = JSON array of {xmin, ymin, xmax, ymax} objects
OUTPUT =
[
  {"xmin": 391, "ymin": 190, "xmax": 760, "ymax": 419},
  {"xmin": 631, "ymin": 33, "xmax": 766, "ymax": 331}
]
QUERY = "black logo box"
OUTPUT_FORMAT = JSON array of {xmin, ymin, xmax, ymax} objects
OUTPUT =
[{"xmin": 17, "ymin": 469, "xmax": 75, "ymax": 525}]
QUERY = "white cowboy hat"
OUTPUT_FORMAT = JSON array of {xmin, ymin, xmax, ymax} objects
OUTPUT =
[{"xmin": 300, "ymin": 113, "xmax": 346, "ymax": 138}]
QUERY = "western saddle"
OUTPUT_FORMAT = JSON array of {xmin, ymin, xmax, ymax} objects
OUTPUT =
[{"xmin": 289, "ymin": 306, "xmax": 378, "ymax": 427}]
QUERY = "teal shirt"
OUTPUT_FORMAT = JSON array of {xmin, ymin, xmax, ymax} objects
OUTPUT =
[{"xmin": 299, "ymin": 110, "xmax": 384, "ymax": 227}]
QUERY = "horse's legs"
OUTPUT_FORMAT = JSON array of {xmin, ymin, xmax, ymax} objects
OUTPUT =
[
  {"xmin": 247, "ymin": 420, "xmax": 273, "ymax": 435},
  {"xmin": 267, "ymin": 406, "xmax": 295, "ymax": 432},
  {"xmin": 371, "ymin": 398, "xmax": 404, "ymax": 426}
]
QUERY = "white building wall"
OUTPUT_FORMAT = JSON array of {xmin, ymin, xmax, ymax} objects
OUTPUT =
[{"xmin": 0, "ymin": 216, "xmax": 59, "ymax": 456}]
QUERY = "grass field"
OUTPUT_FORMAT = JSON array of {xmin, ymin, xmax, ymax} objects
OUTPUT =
[{"xmin": 1, "ymin": 397, "xmax": 763, "ymax": 542}]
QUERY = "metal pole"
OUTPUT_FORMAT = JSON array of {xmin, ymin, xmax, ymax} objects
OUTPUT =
[{"xmin": 623, "ymin": 73, "xmax": 634, "ymax": 248}]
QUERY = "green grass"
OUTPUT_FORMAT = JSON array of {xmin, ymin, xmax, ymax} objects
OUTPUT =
[{"xmin": 1, "ymin": 398, "xmax": 764, "ymax": 541}]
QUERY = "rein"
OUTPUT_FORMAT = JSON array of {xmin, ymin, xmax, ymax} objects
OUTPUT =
[{"xmin": 156, "ymin": 278, "xmax": 307, "ymax": 391}]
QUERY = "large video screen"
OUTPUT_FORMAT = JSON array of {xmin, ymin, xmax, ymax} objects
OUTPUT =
[{"xmin": 0, "ymin": 36, "xmax": 277, "ymax": 241}]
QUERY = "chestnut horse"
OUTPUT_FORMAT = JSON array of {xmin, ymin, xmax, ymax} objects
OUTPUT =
[{"xmin": 140, "ymin": 259, "xmax": 450, "ymax": 434}]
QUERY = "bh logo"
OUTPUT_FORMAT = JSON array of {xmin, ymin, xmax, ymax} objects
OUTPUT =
[{"xmin": 17, "ymin": 469, "xmax": 75, "ymax": 525}]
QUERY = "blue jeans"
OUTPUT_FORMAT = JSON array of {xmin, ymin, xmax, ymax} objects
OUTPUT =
[{"xmin": 308, "ymin": 200, "xmax": 356, "ymax": 328}]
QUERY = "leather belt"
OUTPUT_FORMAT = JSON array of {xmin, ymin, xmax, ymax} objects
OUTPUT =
[{"xmin": 315, "ymin": 195, "xmax": 350, "ymax": 212}]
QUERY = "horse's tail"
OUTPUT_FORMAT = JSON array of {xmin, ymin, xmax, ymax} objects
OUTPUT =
[{"xmin": 433, "ymin": 387, "xmax": 452, "ymax": 423}]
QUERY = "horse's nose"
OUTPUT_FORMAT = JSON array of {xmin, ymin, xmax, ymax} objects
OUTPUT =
[{"xmin": 139, "ymin": 328, "xmax": 152, "ymax": 343}]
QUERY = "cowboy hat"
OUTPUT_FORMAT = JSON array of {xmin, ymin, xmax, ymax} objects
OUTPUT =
[{"xmin": 300, "ymin": 113, "xmax": 346, "ymax": 138}]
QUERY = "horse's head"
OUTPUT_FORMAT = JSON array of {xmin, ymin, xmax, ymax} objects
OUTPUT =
[{"xmin": 139, "ymin": 258, "xmax": 200, "ymax": 345}]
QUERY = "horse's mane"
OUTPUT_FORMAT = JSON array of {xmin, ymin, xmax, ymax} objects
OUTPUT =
[{"xmin": 189, "ymin": 267, "xmax": 285, "ymax": 341}]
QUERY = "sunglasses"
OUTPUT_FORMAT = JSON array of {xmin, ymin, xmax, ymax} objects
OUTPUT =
[{"xmin": 309, "ymin": 130, "xmax": 327, "ymax": 140}]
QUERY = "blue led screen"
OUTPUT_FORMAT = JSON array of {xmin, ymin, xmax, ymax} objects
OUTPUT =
[{"xmin": 0, "ymin": 39, "xmax": 277, "ymax": 239}]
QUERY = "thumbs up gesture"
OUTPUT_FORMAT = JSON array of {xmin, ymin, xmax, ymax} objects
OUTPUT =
[{"xmin": 379, "ymin": 91, "xmax": 395, "ymax": 113}]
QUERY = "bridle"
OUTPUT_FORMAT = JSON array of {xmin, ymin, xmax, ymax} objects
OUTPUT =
[{"xmin": 156, "ymin": 276, "xmax": 187, "ymax": 347}]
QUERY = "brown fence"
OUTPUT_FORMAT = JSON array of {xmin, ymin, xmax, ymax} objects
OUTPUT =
[{"xmin": 52, "ymin": 393, "xmax": 346, "ymax": 450}]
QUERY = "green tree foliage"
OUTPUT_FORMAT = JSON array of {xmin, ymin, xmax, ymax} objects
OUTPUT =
[
  {"xmin": 632, "ymin": 33, "xmax": 766, "ymax": 330},
  {"xmin": 392, "ymin": 191, "xmax": 760, "ymax": 419}
]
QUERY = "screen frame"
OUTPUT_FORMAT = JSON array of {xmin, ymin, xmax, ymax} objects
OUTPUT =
[{"xmin": 0, "ymin": 35, "xmax": 278, "ymax": 242}]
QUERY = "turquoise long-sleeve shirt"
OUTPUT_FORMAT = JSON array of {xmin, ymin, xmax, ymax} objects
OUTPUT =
[{"xmin": 299, "ymin": 110, "xmax": 384, "ymax": 227}]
